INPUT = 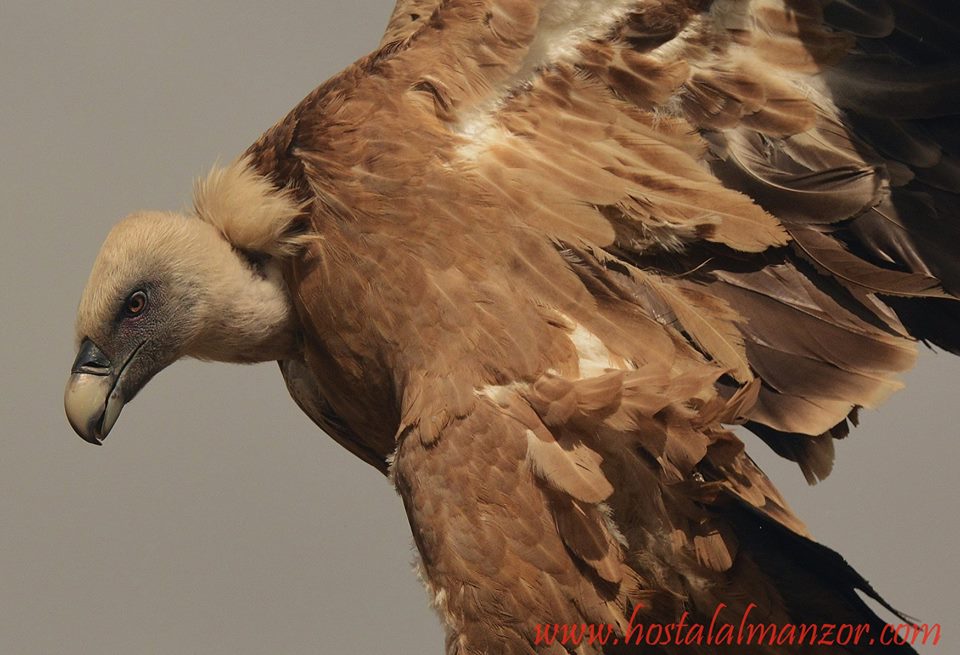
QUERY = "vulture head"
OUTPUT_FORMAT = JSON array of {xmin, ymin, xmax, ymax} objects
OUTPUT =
[{"xmin": 65, "ymin": 161, "xmax": 304, "ymax": 444}]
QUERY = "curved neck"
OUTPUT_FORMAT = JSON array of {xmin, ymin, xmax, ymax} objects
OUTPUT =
[{"xmin": 186, "ymin": 236, "xmax": 300, "ymax": 364}]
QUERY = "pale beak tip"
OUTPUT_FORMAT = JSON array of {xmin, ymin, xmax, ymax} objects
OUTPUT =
[{"xmin": 64, "ymin": 373, "xmax": 113, "ymax": 445}]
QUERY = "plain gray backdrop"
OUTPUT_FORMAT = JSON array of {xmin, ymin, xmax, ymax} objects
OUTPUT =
[{"xmin": 1, "ymin": 2, "xmax": 956, "ymax": 653}]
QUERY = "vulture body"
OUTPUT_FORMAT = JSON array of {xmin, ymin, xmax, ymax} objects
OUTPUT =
[{"xmin": 66, "ymin": 1, "xmax": 958, "ymax": 653}]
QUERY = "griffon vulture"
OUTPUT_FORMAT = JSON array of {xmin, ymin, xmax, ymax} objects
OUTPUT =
[{"xmin": 66, "ymin": 1, "xmax": 957, "ymax": 653}]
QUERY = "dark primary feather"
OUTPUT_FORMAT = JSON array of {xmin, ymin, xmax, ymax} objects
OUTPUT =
[{"xmin": 235, "ymin": 1, "xmax": 957, "ymax": 652}]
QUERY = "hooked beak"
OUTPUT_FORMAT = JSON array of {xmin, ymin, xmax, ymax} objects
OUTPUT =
[{"xmin": 64, "ymin": 338, "xmax": 139, "ymax": 445}]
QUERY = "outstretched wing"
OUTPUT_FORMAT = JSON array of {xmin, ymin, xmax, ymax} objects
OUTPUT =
[
  {"xmin": 241, "ymin": 2, "xmax": 955, "ymax": 651},
  {"xmin": 250, "ymin": 0, "xmax": 959, "ymax": 481},
  {"xmin": 355, "ymin": 0, "xmax": 958, "ymax": 483}
]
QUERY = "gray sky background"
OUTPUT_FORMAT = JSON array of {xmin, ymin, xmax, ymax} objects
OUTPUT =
[{"xmin": 1, "ymin": 2, "xmax": 956, "ymax": 653}]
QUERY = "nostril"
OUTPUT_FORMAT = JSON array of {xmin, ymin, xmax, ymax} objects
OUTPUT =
[{"xmin": 71, "ymin": 338, "xmax": 113, "ymax": 376}]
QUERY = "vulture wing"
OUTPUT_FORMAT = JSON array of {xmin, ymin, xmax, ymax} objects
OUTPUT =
[{"xmin": 239, "ymin": 1, "xmax": 956, "ymax": 652}]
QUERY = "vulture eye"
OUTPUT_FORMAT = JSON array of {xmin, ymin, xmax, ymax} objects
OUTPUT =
[{"xmin": 124, "ymin": 290, "xmax": 148, "ymax": 317}]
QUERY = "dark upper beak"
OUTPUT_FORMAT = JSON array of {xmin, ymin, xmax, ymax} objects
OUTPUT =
[{"xmin": 64, "ymin": 339, "xmax": 123, "ymax": 445}]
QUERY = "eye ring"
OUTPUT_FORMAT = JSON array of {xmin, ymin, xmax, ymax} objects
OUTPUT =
[{"xmin": 124, "ymin": 290, "xmax": 148, "ymax": 317}]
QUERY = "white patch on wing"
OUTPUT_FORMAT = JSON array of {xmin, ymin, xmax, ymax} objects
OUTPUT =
[
  {"xmin": 454, "ymin": 0, "xmax": 635, "ymax": 159},
  {"xmin": 521, "ymin": 0, "xmax": 636, "ymax": 80},
  {"xmin": 412, "ymin": 557, "xmax": 460, "ymax": 633},
  {"xmin": 475, "ymin": 317, "xmax": 632, "ymax": 402},
  {"xmin": 598, "ymin": 501, "xmax": 629, "ymax": 549},
  {"xmin": 454, "ymin": 113, "xmax": 513, "ymax": 160},
  {"xmin": 568, "ymin": 321, "xmax": 633, "ymax": 377},
  {"xmin": 475, "ymin": 381, "xmax": 529, "ymax": 405}
]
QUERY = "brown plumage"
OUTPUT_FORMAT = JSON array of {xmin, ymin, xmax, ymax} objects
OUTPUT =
[{"xmin": 65, "ymin": 1, "xmax": 958, "ymax": 653}]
